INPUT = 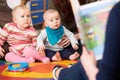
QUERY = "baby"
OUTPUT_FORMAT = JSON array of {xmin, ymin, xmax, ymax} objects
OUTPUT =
[
  {"xmin": 37, "ymin": 9, "xmax": 81, "ymax": 61},
  {"xmin": 0, "ymin": 5, "xmax": 50, "ymax": 63}
]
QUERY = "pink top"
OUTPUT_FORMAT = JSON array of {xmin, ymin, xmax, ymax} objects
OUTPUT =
[{"xmin": 0, "ymin": 23, "xmax": 38, "ymax": 56}]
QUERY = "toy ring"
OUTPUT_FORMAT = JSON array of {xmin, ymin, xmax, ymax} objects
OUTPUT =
[{"xmin": 8, "ymin": 62, "xmax": 29, "ymax": 72}]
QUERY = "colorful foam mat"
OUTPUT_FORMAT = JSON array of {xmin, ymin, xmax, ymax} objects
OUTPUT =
[{"xmin": 0, "ymin": 60, "xmax": 77, "ymax": 80}]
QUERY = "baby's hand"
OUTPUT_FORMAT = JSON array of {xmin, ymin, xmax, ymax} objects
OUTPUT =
[
  {"xmin": 39, "ymin": 50, "xmax": 46, "ymax": 57},
  {"xmin": 36, "ymin": 45, "xmax": 46, "ymax": 57},
  {"xmin": 72, "ymin": 44, "xmax": 78, "ymax": 50},
  {"xmin": 36, "ymin": 45, "xmax": 45, "ymax": 51},
  {"xmin": 0, "ymin": 47, "xmax": 5, "ymax": 57}
]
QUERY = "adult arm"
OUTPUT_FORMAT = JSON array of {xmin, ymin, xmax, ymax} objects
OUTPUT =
[
  {"xmin": 81, "ymin": 46, "xmax": 98, "ymax": 80},
  {"xmin": 97, "ymin": 2, "xmax": 120, "ymax": 80}
]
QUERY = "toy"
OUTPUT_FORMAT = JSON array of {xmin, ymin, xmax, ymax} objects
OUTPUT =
[{"xmin": 8, "ymin": 62, "xmax": 29, "ymax": 72}]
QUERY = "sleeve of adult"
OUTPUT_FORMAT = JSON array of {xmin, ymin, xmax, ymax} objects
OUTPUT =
[{"xmin": 96, "ymin": 2, "xmax": 120, "ymax": 80}]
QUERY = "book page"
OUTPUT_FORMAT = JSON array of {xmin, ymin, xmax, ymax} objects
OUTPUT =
[{"xmin": 70, "ymin": 0, "xmax": 119, "ymax": 60}]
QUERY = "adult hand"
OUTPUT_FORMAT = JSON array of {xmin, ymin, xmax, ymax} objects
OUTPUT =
[
  {"xmin": 80, "ymin": 46, "xmax": 98, "ymax": 80},
  {"xmin": 58, "ymin": 35, "xmax": 70, "ymax": 48},
  {"xmin": 0, "ymin": 47, "xmax": 5, "ymax": 58},
  {"xmin": 7, "ymin": 36, "xmax": 17, "ymax": 45}
]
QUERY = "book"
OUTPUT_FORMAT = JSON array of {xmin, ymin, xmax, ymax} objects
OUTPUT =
[{"xmin": 70, "ymin": 0, "xmax": 119, "ymax": 60}]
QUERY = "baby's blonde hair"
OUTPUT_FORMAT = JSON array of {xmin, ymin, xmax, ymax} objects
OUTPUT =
[
  {"xmin": 43, "ymin": 9, "xmax": 60, "ymax": 21},
  {"xmin": 12, "ymin": 5, "xmax": 30, "ymax": 17}
]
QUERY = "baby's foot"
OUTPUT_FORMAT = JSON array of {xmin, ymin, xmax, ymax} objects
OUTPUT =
[
  {"xmin": 25, "ymin": 57, "xmax": 35, "ymax": 63},
  {"xmin": 52, "ymin": 52, "xmax": 62, "ymax": 61},
  {"xmin": 69, "ymin": 52, "xmax": 80, "ymax": 60}
]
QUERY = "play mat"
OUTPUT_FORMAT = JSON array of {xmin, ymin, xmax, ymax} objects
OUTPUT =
[{"xmin": 0, "ymin": 60, "xmax": 77, "ymax": 80}]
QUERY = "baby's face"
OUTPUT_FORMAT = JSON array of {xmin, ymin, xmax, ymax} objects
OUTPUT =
[
  {"xmin": 45, "ymin": 12, "xmax": 61, "ymax": 29},
  {"xmin": 13, "ymin": 8, "xmax": 31, "ymax": 30}
]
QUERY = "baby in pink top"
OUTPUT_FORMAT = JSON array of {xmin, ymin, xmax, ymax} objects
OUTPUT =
[{"xmin": 0, "ymin": 5, "xmax": 50, "ymax": 63}]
